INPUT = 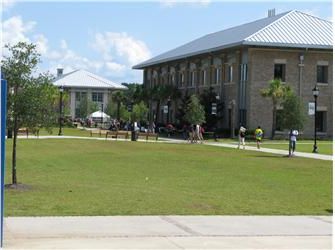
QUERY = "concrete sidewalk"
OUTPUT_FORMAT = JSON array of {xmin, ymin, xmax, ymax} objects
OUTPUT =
[
  {"xmin": 4, "ymin": 216, "xmax": 332, "ymax": 249},
  {"xmin": 205, "ymin": 142, "xmax": 333, "ymax": 161}
]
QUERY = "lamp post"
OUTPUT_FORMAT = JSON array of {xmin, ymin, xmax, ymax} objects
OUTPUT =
[
  {"xmin": 100, "ymin": 103, "xmax": 104, "ymax": 129},
  {"xmin": 312, "ymin": 85, "xmax": 319, "ymax": 153},
  {"xmin": 58, "ymin": 86, "xmax": 64, "ymax": 136},
  {"xmin": 167, "ymin": 96, "xmax": 171, "ymax": 124}
]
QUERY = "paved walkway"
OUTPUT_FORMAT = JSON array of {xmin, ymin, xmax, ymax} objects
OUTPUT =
[{"xmin": 4, "ymin": 216, "xmax": 332, "ymax": 249}]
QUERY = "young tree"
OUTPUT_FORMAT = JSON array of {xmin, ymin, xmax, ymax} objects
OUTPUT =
[
  {"xmin": 119, "ymin": 103, "xmax": 131, "ymax": 122},
  {"xmin": 176, "ymin": 92, "xmax": 191, "ymax": 125},
  {"xmin": 280, "ymin": 92, "xmax": 306, "ymax": 131},
  {"xmin": 77, "ymin": 97, "xmax": 89, "ymax": 119},
  {"xmin": 111, "ymin": 90, "xmax": 126, "ymax": 120},
  {"xmin": 2, "ymin": 42, "xmax": 59, "ymax": 185},
  {"xmin": 131, "ymin": 101, "xmax": 149, "ymax": 124},
  {"xmin": 260, "ymin": 79, "xmax": 291, "ymax": 139},
  {"xmin": 184, "ymin": 95, "xmax": 205, "ymax": 125}
]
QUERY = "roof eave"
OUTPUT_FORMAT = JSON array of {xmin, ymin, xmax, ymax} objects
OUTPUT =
[
  {"xmin": 132, "ymin": 42, "xmax": 243, "ymax": 69},
  {"xmin": 243, "ymin": 41, "xmax": 333, "ymax": 50},
  {"xmin": 53, "ymin": 83, "xmax": 127, "ymax": 90}
]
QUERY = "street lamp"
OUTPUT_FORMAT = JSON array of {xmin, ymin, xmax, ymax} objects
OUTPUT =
[
  {"xmin": 167, "ymin": 96, "xmax": 171, "ymax": 124},
  {"xmin": 100, "ymin": 103, "xmax": 104, "ymax": 129},
  {"xmin": 58, "ymin": 86, "xmax": 64, "ymax": 136},
  {"xmin": 312, "ymin": 85, "xmax": 319, "ymax": 153}
]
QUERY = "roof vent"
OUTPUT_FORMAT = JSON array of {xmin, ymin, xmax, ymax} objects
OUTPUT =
[
  {"xmin": 57, "ymin": 68, "xmax": 63, "ymax": 77},
  {"xmin": 268, "ymin": 9, "xmax": 276, "ymax": 17}
]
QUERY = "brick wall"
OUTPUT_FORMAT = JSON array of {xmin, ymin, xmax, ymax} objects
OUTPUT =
[{"xmin": 248, "ymin": 48, "xmax": 333, "ymax": 138}]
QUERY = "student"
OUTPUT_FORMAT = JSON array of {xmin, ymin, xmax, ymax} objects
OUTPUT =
[
  {"xmin": 255, "ymin": 126, "xmax": 263, "ymax": 149},
  {"xmin": 237, "ymin": 126, "xmax": 247, "ymax": 149},
  {"xmin": 199, "ymin": 125, "xmax": 204, "ymax": 142},
  {"xmin": 289, "ymin": 129, "xmax": 299, "ymax": 156}
]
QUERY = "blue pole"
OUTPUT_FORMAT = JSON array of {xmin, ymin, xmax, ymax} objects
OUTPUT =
[{"xmin": 0, "ymin": 73, "xmax": 7, "ymax": 247}]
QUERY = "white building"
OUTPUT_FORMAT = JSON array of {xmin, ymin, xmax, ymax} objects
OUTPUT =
[{"xmin": 53, "ymin": 69, "xmax": 127, "ymax": 119}]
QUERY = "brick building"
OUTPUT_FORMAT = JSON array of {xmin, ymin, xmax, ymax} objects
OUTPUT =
[{"xmin": 133, "ymin": 10, "xmax": 333, "ymax": 138}]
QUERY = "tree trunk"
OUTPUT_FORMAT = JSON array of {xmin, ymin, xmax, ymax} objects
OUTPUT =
[
  {"xmin": 271, "ymin": 105, "xmax": 277, "ymax": 140},
  {"xmin": 155, "ymin": 100, "xmax": 160, "ymax": 125},
  {"xmin": 117, "ymin": 101, "xmax": 120, "ymax": 121},
  {"xmin": 149, "ymin": 100, "xmax": 153, "ymax": 125},
  {"xmin": 12, "ymin": 116, "xmax": 18, "ymax": 185}
]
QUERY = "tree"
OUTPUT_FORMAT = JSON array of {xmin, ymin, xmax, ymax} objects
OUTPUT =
[
  {"xmin": 149, "ymin": 84, "xmax": 181, "ymax": 125},
  {"xmin": 176, "ymin": 92, "xmax": 191, "ymax": 125},
  {"xmin": 279, "ymin": 92, "xmax": 306, "ymax": 131},
  {"xmin": 260, "ymin": 79, "xmax": 291, "ymax": 139},
  {"xmin": 119, "ymin": 103, "xmax": 131, "ymax": 122},
  {"xmin": 87, "ymin": 99, "xmax": 99, "ymax": 114},
  {"xmin": 77, "ymin": 96, "xmax": 89, "ymax": 119},
  {"xmin": 2, "ymin": 42, "xmax": 59, "ymax": 185},
  {"xmin": 110, "ymin": 90, "xmax": 126, "ymax": 120},
  {"xmin": 131, "ymin": 101, "xmax": 149, "ymax": 124},
  {"xmin": 184, "ymin": 95, "xmax": 205, "ymax": 125}
]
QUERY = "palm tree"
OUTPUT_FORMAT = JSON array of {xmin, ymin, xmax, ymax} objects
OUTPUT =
[
  {"xmin": 149, "ymin": 84, "xmax": 181, "ymax": 125},
  {"xmin": 111, "ymin": 90, "xmax": 126, "ymax": 121},
  {"xmin": 260, "ymin": 79, "xmax": 291, "ymax": 139}
]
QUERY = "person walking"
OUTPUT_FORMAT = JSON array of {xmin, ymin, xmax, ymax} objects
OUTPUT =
[
  {"xmin": 198, "ymin": 124, "xmax": 204, "ymax": 143},
  {"xmin": 255, "ymin": 126, "xmax": 263, "ymax": 149},
  {"xmin": 289, "ymin": 129, "xmax": 299, "ymax": 156},
  {"xmin": 237, "ymin": 125, "xmax": 247, "ymax": 149}
]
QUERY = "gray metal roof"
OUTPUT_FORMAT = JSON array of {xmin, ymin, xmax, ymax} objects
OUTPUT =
[
  {"xmin": 53, "ymin": 69, "xmax": 127, "ymax": 89},
  {"xmin": 133, "ymin": 10, "xmax": 333, "ymax": 69}
]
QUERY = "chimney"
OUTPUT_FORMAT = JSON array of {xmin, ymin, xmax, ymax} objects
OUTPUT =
[
  {"xmin": 57, "ymin": 68, "xmax": 63, "ymax": 77},
  {"xmin": 268, "ymin": 9, "xmax": 276, "ymax": 17}
]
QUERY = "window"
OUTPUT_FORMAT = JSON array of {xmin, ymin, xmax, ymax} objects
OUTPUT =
[
  {"xmin": 171, "ymin": 73, "xmax": 175, "ymax": 85},
  {"xmin": 202, "ymin": 70, "xmax": 207, "ymax": 85},
  {"xmin": 180, "ymin": 72, "xmax": 184, "ymax": 86},
  {"xmin": 317, "ymin": 65, "xmax": 328, "ymax": 84},
  {"xmin": 75, "ymin": 92, "xmax": 87, "ymax": 102},
  {"xmin": 316, "ymin": 111, "xmax": 327, "ymax": 132},
  {"xmin": 274, "ymin": 64, "xmax": 286, "ymax": 82},
  {"xmin": 225, "ymin": 65, "xmax": 233, "ymax": 82},
  {"xmin": 191, "ymin": 71, "xmax": 196, "ymax": 87},
  {"xmin": 214, "ymin": 68, "xmax": 221, "ymax": 85},
  {"xmin": 92, "ymin": 92, "xmax": 103, "ymax": 103},
  {"xmin": 238, "ymin": 109, "xmax": 247, "ymax": 127}
]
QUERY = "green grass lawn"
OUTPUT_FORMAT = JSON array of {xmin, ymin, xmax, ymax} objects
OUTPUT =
[
  {"xmin": 38, "ymin": 127, "xmax": 92, "ymax": 137},
  {"xmin": 4, "ymin": 139, "xmax": 332, "ymax": 216}
]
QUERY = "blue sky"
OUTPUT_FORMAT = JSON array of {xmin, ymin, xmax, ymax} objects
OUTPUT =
[{"xmin": 2, "ymin": 0, "xmax": 333, "ymax": 84}]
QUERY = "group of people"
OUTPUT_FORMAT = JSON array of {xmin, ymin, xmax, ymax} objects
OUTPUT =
[
  {"xmin": 237, "ymin": 125, "xmax": 263, "ymax": 149},
  {"xmin": 185, "ymin": 124, "xmax": 204, "ymax": 144},
  {"xmin": 237, "ymin": 125, "xmax": 299, "ymax": 156}
]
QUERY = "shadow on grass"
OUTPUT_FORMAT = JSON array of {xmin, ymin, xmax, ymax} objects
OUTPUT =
[{"xmin": 325, "ymin": 209, "xmax": 333, "ymax": 214}]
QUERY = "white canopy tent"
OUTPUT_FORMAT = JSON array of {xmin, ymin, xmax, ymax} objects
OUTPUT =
[{"xmin": 88, "ymin": 111, "xmax": 110, "ymax": 122}]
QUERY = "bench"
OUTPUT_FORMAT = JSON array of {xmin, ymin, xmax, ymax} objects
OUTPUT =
[
  {"xmin": 90, "ymin": 129, "xmax": 108, "ymax": 137},
  {"xmin": 18, "ymin": 128, "xmax": 29, "ymax": 138},
  {"xmin": 138, "ymin": 132, "xmax": 158, "ymax": 141},
  {"xmin": 106, "ymin": 130, "xmax": 129, "ymax": 140},
  {"xmin": 18, "ymin": 127, "xmax": 40, "ymax": 138}
]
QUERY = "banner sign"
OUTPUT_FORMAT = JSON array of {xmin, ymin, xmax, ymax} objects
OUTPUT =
[
  {"xmin": 308, "ymin": 102, "xmax": 315, "ymax": 115},
  {"xmin": 0, "ymin": 73, "xmax": 7, "ymax": 247},
  {"xmin": 163, "ymin": 105, "xmax": 168, "ymax": 114}
]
